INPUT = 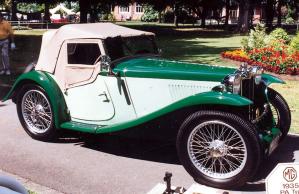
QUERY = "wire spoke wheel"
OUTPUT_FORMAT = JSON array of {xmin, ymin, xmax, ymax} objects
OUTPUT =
[
  {"xmin": 187, "ymin": 121, "xmax": 247, "ymax": 179},
  {"xmin": 21, "ymin": 89, "xmax": 53, "ymax": 134},
  {"xmin": 270, "ymin": 103, "xmax": 279, "ymax": 126},
  {"xmin": 267, "ymin": 88, "xmax": 291, "ymax": 141}
]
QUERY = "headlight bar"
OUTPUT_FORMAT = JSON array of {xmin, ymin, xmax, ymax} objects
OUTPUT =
[{"xmin": 222, "ymin": 63, "xmax": 264, "ymax": 94}]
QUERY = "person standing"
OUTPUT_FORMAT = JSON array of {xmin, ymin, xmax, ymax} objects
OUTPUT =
[{"xmin": 0, "ymin": 13, "xmax": 15, "ymax": 75}]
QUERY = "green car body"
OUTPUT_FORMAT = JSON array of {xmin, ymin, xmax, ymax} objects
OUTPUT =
[
  {"xmin": 4, "ymin": 23, "xmax": 291, "ymax": 189},
  {"xmin": 4, "ymin": 58, "xmax": 283, "ymax": 134}
]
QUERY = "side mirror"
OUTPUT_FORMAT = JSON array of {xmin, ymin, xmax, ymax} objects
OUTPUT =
[
  {"xmin": 100, "ymin": 55, "xmax": 119, "ymax": 76},
  {"xmin": 100, "ymin": 55, "xmax": 111, "ymax": 69}
]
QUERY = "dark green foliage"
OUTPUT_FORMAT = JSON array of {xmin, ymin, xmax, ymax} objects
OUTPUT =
[{"xmin": 163, "ymin": 10, "xmax": 174, "ymax": 23}]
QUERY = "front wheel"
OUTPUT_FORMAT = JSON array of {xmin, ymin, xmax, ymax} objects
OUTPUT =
[
  {"xmin": 176, "ymin": 110, "xmax": 262, "ymax": 189},
  {"xmin": 268, "ymin": 88, "xmax": 291, "ymax": 142},
  {"xmin": 17, "ymin": 84, "xmax": 56, "ymax": 141}
]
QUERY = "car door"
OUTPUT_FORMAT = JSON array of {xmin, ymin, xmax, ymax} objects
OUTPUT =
[{"xmin": 55, "ymin": 39, "xmax": 115, "ymax": 122}]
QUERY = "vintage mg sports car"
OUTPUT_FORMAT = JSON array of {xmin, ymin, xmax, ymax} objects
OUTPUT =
[{"xmin": 3, "ymin": 23, "xmax": 291, "ymax": 189}]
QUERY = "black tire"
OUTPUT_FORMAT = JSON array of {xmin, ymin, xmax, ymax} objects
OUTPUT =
[
  {"xmin": 16, "ymin": 84, "xmax": 57, "ymax": 141},
  {"xmin": 268, "ymin": 88, "xmax": 291, "ymax": 141},
  {"xmin": 176, "ymin": 110, "xmax": 262, "ymax": 189}
]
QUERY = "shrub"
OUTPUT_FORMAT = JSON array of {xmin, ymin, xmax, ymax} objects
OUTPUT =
[
  {"xmin": 233, "ymin": 24, "xmax": 299, "ymax": 75},
  {"xmin": 285, "ymin": 17, "xmax": 295, "ymax": 24},
  {"xmin": 290, "ymin": 32, "xmax": 299, "ymax": 51},
  {"xmin": 241, "ymin": 37, "xmax": 249, "ymax": 52},
  {"xmin": 246, "ymin": 23, "xmax": 267, "ymax": 50},
  {"xmin": 141, "ymin": 5, "xmax": 159, "ymax": 22},
  {"xmin": 101, "ymin": 13, "xmax": 115, "ymax": 21},
  {"xmin": 268, "ymin": 28, "xmax": 290, "ymax": 44}
]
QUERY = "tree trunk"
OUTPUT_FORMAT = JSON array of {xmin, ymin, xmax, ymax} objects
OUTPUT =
[
  {"xmin": 277, "ymin": 0, "xmax": 282, "ymax": 27},
  {"xmin": 90, "ymin": 1, "xmax": 97, "ymax": 23},
  {"xmin": 44, "ymin": 1, "xmax": 50, "ymax": 22},
  {"xmin": 11, "ymin": 0, "xmax": 17, "ymax": 21},
  {"xmin": 249, "ymin": 4, "xmax": 254, "ymax": 27},
  {"xmin": 79, "ymin": 0, "xmax": 89, "ymax": 23},
  {"xmin": 224, "ymin": 0, "xmax": 230, "ymax": 29},
  {"xmin": 238, "ymin": 0, "xmax": 250, "ymax": 33},
  {"xmin": 265, "ymin": 0, "xmax": 275, "ymax": 30},
  {"xmin": 201, "ymin": 6, "xmax": 207, "ymax": 27},
  {"xmin": 158, "ymin": 11, "xmax": 162, "ymax": 23},
  {"xmin": 174, "ymin": 3, "xmax": 179, "ymax": 27}
]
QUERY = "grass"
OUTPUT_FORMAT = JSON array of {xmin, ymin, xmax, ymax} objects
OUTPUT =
[
  {"xmin": 157, "ymin": 35, "xmax": 245, "ymax": 65},
  {"xmin": 14, "ymin": 29, "xmax": 47, "ymax": 36},
  {"xmin": 2, "ymin": 26, "xmax": 299, "ymax": 133}
]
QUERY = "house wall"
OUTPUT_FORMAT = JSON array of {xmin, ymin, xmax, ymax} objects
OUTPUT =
[
  {"xmin": 112, "ymin": 3, "xmax": 144, "ymax": 21},
  {"xmin": 221, "ymin": 6, "xmax": 262, "ymax": 24}
]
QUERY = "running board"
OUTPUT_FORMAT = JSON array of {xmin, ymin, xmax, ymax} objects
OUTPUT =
[{"xmin": 60, "ymin": 121, "xmax": 105, "ymax": 133}]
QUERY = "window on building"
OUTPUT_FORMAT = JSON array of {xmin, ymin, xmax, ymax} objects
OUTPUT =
[
  {"xmin": 67, "ymin": 43, "xmax": 101, "ymax": 65},
  {"xmin": 136, "ymin": 4, "xmax": 143, "ymax": 13},
  {"xmin": 119, "ymin": 6, "xmax": 129, "ymax": 13},
  {"xmin": 229, "ymin": 10, "xmax": 238, "ymax": 18},
  {"xmin": 254, "ymin": 8, "xmax": 261, "ymax": 16}
]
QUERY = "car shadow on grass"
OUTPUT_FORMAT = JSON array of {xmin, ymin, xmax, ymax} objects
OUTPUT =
[{"xmin": 55, "ymin": 129, "xmax": 299, "ymax": 192}]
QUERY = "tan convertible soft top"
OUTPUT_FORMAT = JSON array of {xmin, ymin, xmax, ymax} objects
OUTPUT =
[{"xmin": 35, "ymin": 23, "xmax": 154, "ymax": 73}]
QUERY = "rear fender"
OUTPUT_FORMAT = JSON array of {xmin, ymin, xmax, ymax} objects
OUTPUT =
[{"xmin": 3, "ymin": 71, "xmax": 70, "ymax": 128}]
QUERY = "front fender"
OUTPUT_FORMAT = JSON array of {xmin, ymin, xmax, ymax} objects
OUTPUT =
[
  {"xmin": 181, "ymin": 91, "xmax": 253, "ymax": 107},
  {"xmin": 262, "ymin": 73, "xmax": 285, "ymax": 86},
  {"xmin": 3, "ymin": 71, "xmax": 70, "ymax": 128},
  {"xmin": 96, "ymin": 91, "xmax": 252, "ymax": 133}
]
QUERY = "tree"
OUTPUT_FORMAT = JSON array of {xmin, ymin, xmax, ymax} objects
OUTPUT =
[
  {"xmin": 79, "ymin": 0, "xmax": 89, "ymax": 23},
  {"xmin": 224, "ymin": 0, "xmax": 230, "ymax": 27},
  {"xmin": 237, "ymin": 0, "xmax": 251, "ymax": 33},
  {"xmin": 136, "ymin": 0, "xmax": 173, "ymax": 24}
]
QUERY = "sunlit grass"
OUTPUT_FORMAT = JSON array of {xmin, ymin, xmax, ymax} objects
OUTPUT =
[
  {"xmin": 14, "ymin": 29, "xmax": 47, "ymax": 36},
  {"xmin": 271, "ymin": 81, "xmax": 299, "ymax": 133},
  {"xmin": 157, "ymin": 35, "xmax": 245, "ymax": 66}
]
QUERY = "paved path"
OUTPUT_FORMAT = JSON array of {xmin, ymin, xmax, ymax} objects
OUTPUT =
[{"xmin": 0, "ymin": 100, "xmax": 298, "ymax": 194}]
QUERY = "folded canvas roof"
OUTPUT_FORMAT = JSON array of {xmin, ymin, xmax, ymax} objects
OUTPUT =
[{"xmin": 35, "ymin": 23, "xmax": 155, "ymax": 73}]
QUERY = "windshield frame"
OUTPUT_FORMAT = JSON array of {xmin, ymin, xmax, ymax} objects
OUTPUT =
[{"xmin": 103, "ymin": 35, "xmax": 160, "ymax": 64}]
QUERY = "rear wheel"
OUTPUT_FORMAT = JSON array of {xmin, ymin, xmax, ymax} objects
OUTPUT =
[
  {"xmin": 17, "ymin": 84, "xmax": 56, "ymax": 141},
  {"xmin": 268, "ymin": 88, "xmax": 291, "ymax": 141},
  {"xmin": 176, "ymin": 110, "xmax": 261, "ymax": 189}
]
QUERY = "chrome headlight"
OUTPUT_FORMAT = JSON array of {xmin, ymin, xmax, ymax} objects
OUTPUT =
[
  {"xmin": 251, "ymin": 66, "xmax": 264, "ymax": 85},
  {"xmin": 223, "ymin": 74, "xmax": 242, "ymax": 94}
]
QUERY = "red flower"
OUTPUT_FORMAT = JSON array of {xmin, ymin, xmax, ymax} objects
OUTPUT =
[
  {"xmin": 262, "ymin": 56, "xmax": 267, "ymax": 61},
  {"xmin": 272, "ymin": 66, "xmax": 281, "ymax": 74}
]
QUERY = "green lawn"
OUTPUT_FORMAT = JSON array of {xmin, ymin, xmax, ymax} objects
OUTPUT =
[
  {"xmin": 14, "ymin": 29, "xmax": 47, "ymax": 36},
  {"xmin": 5, "ymin": 26, "xmax": 299, "ymax": 133},
  {"xmin": 157, "ymin": 35, "xmax": 245, "ymax": 65},
  {"xmin": 271, "ymin": 81, "xmax": 299, "ymax": 133}
]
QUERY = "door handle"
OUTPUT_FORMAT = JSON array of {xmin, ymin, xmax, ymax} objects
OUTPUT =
[{"xmin": 98, "ymin": 91, "xmax": 110, "ymax": 102}]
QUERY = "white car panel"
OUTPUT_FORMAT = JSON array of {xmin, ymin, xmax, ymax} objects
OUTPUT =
[
  {"xmin": 64, "ymin": 76, "xmax": 115, "ymax": 121},
  {"xmin": 125, "ymin": 77, "xmax": 219, "ymax": 117}
]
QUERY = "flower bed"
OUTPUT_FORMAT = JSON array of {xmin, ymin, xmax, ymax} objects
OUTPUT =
[{"xmin": 221, "ymin": 49, "xmax": 299, "ymax": 75}]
